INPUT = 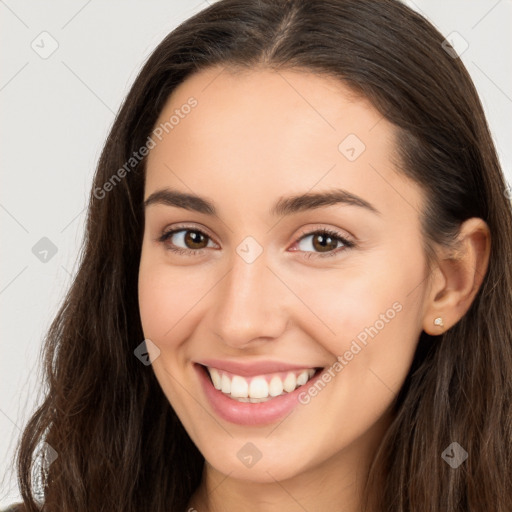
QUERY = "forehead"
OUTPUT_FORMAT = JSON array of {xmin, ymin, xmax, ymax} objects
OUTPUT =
[{"xmin": 144, "ymin": 66, "xmax": 424, "ymax": 223}]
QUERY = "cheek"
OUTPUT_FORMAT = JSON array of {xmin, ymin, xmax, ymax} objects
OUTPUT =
[
  {"xmin": 138, "ymin": 264, "xmax": 179, "ymax": 343},
  {"xmin": 138, "ymin": 252, "xmax": 220, "ymax": 370},
  {"xmin": 289, "ymin": 245, "xmax": 425, "ymax": 375},
  {"xmin": 137, "ymin": 256, "xmax": 200, "ymax": 410},
  {"xmin": 138, "ymin": 248, "xmax": 198, "ymax": 342}
]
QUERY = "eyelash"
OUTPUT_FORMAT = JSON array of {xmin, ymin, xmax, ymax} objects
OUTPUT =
[{"xmin": 156, "ymin": 225, "xmax": 355, "ymax": 259}]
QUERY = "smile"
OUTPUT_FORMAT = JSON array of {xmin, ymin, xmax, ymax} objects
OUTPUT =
[
  {"xmin": 194, "ymin": 361, "xmax": 325, "ymax": 425},
  {"xmin": 206, "ymin": 366, "xmax": 318, "ymax": 402}
]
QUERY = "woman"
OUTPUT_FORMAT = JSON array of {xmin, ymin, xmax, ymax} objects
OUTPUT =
[{"xmin": 7, "ymin": 0, "xmax": 512, "ymax": 510}]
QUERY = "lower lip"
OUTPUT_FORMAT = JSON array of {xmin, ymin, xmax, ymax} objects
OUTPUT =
[{"xmin": 195, "ymin": 364, "xmax": 323, "ymax": 426}]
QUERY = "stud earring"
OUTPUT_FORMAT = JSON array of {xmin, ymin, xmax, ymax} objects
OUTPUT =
[{"xmin": 433, "ymin": 317, "xmax": 444, "ymax": 327}]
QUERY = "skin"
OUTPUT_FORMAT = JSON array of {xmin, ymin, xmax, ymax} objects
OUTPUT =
[{"xmin": 138, "ymin": 65, "xmax": 490, "ymax": 512}]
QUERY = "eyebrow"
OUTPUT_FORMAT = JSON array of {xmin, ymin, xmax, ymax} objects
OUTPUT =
[{"xmin": 143, "ymin": 187, "xmax": 380, "ymax": 217}]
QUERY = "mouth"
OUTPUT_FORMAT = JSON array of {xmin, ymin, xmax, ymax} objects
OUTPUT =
[
  {"xmin": 194, "ymin": 362, "xmax": 325, "ymax": 426},
  {"xmin": 200, "ymin": 364, "xmax": 322, "ymax": 403}
]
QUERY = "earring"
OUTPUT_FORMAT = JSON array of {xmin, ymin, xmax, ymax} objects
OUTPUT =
[{"xmin": 433, "ymin": 317, "xmax": 444, "ymax": 327}]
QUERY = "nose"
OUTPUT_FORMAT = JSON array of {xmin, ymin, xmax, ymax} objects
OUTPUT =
[{"xmin": 210, "ymin": 248, "xmax": 290, "ymax": 349}]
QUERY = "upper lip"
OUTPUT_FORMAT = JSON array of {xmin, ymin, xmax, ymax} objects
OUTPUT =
[{"xmin": 196, "ymin": 359, "xmax": 322, "ymax": 377}]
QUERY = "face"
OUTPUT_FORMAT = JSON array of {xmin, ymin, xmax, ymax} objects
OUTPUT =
[{"xmin": 138, "ymin": 66, "xmax": 430, "ymax": 483}]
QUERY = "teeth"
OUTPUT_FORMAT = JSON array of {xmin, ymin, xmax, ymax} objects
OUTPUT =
[
  {"xmin": 209, "ymin": 368, "xmax": 222, "ymax": 390},
  {"xmin": 269, "ymin": 376, "xmax": 283, "ymax": 397},
  {"xmin": 283, "ymin": 373, "xmax": 297, "ymax": 392},
  {"xmin": 249, "ymin": 377, "xmax": 269, "ymax": 399},
  {"xmin": 205, "ymin": 366, "xmax": 318, "ymax": 401},
  {"xmin": 248, "ymin": 396, "xmax": 272, "ymax": 403},
  {"xmin": 296, "ymin": 370, "xmax": 309, "ymax": 386},
  {"xmin": 221, "ymin": 373, "xmax": 231, "ymax": 394},
  {"xmin": 231, "ymin": 375, "xmax": 249, "ymax": 398},
  {"xmin": 235, "ymin": 396, "xmax": 273, "ymax": 403}
]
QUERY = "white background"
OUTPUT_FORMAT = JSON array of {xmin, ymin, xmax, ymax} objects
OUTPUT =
[{"xmin": 1, "ymin": 0, "xmax": 511, "ymax": 506}]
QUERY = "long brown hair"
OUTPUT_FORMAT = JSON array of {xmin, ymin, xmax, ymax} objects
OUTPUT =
[{"xmin": 12, "ymin": 0, "xmax": 512, "ymax": 510}]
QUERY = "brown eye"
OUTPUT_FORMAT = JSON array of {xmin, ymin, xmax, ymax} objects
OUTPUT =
[
  {"xmin": 297, "ymin": 231, "xmax": 344, "ymax": 253},
  {"xmin": 183, "ymin": 230, "xmax": 209, "ymax": 249},
  {"xmin": 159, "ymin": 228, "xmax": 214, "ymax": 253},
  {"xmin": 294, "ymin": 229, "xmax": 354, "ymax": 258},
  {"xmin": 311, "ymin": 233, "xmax": 339, "ymax": 252}
]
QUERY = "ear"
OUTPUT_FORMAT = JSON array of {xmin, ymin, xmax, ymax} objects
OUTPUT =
[{"xmin": 422, "ymin": 217, "xmax": 491, "ymax": 335}]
